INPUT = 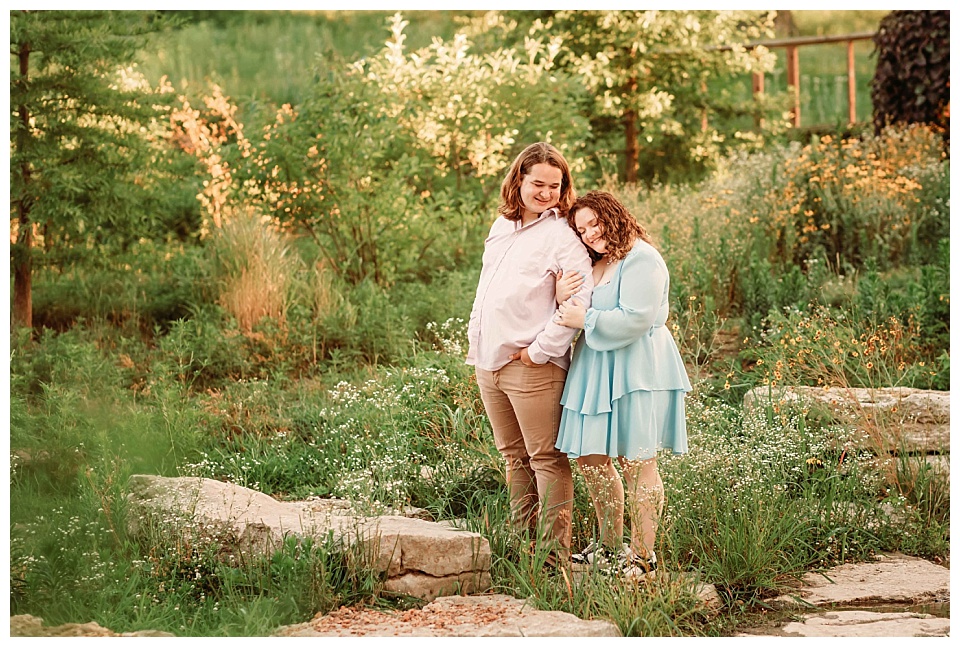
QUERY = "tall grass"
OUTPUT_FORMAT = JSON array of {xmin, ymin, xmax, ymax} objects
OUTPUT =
[
  {"xmin": 11, "ymin": 123, "xmax": 948, "ymax": 635},
  {"xmin": 139, "ymin": 11, "xmax": 472, "ymax": 111},
  {"xmin": 209, "ymin": 207, "xmax": 299, "ymax": 333}
]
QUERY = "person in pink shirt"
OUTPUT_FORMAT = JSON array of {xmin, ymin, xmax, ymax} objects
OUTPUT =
[{"xmin": 466, "ymin": 142, "xmax": 594, "ymax": 565}]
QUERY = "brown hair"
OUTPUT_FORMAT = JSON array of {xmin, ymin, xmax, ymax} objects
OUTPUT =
[
  {"xmin": 498, "ymin": 142, "xmax": 576, "ymax": 221},
  {"xmin": 567, "ymin": 191, "xmax": 652, "ymax": 264}
]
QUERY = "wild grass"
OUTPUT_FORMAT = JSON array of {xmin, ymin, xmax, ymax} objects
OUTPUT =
[
  {"xmin": 138, "ymin": 11, "xmax": 473, "ymax": 113},
  {"xmin": 10, "ymin": 312, "xmax": 947, "ymax": 636},
  {"xmin": 10, "ymin": 123, "xmax": 948, "ymax": 635},
  {"xmin": 208, "ymin": 206, "xmax": 299, "ymax": 333}
]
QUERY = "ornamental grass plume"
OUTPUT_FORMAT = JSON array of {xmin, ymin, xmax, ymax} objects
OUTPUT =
[{"xmin": 209, "ymin": 205, "xmax": 299, "ymax": 333}]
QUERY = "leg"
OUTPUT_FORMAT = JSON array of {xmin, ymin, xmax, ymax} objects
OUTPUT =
[
  {"xmin": 619, "ymin": 456, "xmax": 664, "ymax": 560},
  {"xmin": 576, "ymin": 454, "xmax": 624, "ymax": 550},
  {"xmin": 476, "ymin": 367, "xmax": 538, "ymax": 535},
  {"xmin": 498, "ymin": 362, "xmax": 574, "ymax": 553}
]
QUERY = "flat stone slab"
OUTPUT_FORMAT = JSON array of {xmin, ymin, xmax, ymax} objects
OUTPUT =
[
  {"xmin": 10, "ymin": 615, "xmax": 174, "ymax": 637},
  {"xmin": 743, "ymin": 386, "xmax": 950, "ymax": 453},
  {"xmin": 769, "ymin": 552, "xmax": 950, "ymax": 608},
  {"xmin": 126, "ymin": 475, "xmax": 491, "ymax": 601},
  {"xmin": 274, "ymin": 594, "xmax": 621, "ymax": 637},
  {"xmin": 738, "ymin": 610, "xmax": 949, "ymax": 637}
]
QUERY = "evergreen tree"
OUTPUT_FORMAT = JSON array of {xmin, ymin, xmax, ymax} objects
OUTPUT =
[{"xmin": 10, "ymin": 10, "xmax": 181, "ymax": 329}]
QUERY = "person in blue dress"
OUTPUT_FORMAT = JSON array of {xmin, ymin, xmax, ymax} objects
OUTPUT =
[{"xmin": 552, "ymin": 190, "xmax": 691, "ymax": 577}]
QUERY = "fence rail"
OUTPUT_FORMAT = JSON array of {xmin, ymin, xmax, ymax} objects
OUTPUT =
[{"xmin": 728, "ymin": 31, "xmax": 878, "ymax": 129}]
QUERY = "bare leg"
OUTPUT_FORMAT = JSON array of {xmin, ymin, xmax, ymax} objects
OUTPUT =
[
  {"xmin": 619, "ymin": 456, "xmax": 663, "ymax": 560},
  {"xmin": 576, "ymin": 454, "xmax": 624, "ymax": 549}
]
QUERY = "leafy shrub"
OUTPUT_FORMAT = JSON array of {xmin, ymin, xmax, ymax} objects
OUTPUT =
[
  {"xmin": 871, "ymin": 10, "xmax": 950, "ymax": 141},
  {"xmin": 749, "ymin": 304, "xmax": 944, "ymax": 391},
  {"xmin": 753, "ymin": 125, "xmax": 946, "ymax": 271},
  {"xmin": 171, "ymin": 13, "xmax": 589, "ymax": 288}
]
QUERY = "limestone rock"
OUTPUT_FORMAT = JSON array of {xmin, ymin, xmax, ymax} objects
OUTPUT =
[
  {"xmin": 10, "ymin": 614, "xmax": 174, "ymax": 637},
  {"xmin": 778, "ymin": 610, "xmax": 949, "ymax": 637},
  {"xmin": 743, "ymin": 386, "xmax": 950, "ymax": 453},
  {"xmin": 125, "ymin": 475, "xmax": 491, "ymax": 601},
  {"xmin": 274, "ymin": 594, "xmax": 621, "ymax": 637},
  {"xmin": 769, "ymin": 552, "xmax": 950, "ymax": 609}
]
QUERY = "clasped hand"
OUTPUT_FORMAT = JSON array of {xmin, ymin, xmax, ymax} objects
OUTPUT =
[{"xmin": 555, "ymin": 297, "xmax": 586, "ymax": 329}]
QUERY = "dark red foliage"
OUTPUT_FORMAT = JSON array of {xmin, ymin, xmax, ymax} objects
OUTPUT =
[{"xmin": 870, "ymin": 11, "xmax": 950, "ymax": 146}]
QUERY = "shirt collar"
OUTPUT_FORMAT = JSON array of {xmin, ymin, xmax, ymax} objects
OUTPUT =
[{"xmin": 515, "ymin": 207, "xmax": 561, "ymax": 231}]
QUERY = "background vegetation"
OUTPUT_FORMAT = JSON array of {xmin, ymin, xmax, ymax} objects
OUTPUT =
[{"xmin": 9, "ymin": 9, "xmax": 949, "ymax": 637}]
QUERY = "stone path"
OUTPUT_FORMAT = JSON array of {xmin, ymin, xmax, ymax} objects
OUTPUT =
[
  {"xmin": 13, "ymin": 469, "xmax": 948, "ymax": 637},
  {"xmin": 738, "ymin": 552, "xmax": 950, "ymax": 637},
  {"xmin": 9, "ymin": 615, "xmax": 174, "ymax": 637},
  {"xmin": 9, "ymin": 552, "xmax": 948, "ymax": 637},
  {"xmin": 275, "ymin": 594, "xmax": 622, "ymax": 637},
  {"xmin": 737, "ymin": 385, "xmax": 951, "ymax": 637}
]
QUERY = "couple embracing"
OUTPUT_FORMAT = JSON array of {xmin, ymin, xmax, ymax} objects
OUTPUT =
[{"xmin": 466, "ymin": 142, "xmax": 691, "ymax": 577}]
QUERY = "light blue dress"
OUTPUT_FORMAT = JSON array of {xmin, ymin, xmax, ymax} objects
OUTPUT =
[{"xmin": 556, "ymin": 240, "xmax": 692, "ymax": 460}]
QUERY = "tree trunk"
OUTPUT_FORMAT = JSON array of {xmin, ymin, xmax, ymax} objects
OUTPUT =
[
  {"xmin": 13, "ymin": 42, "xmax": 33, "ymax": 330},
  {"xmin": 624, "ymin": 108, "xmax": 638, "ymax": 184},
  {"xmin": 623, "ymin": 76, "xmax": 639, "ymax": 184},
  {"xmin": 775, "ymin": 10, "xmax": 800, "ymax": 38}
]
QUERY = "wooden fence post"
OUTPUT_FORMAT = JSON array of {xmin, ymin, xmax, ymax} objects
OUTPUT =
[
  {"xmin": 847, "ymin": 40, "xmax": 857, "ymax": 125},
  {"xmin": 786, "ymin": 44, "xmax": 801, "ymax": 127},
  {"xmin": 752, "ymin": 71, "xmax": 765, "ymax": 129}
]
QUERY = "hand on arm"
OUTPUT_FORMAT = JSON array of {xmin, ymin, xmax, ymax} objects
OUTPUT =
[
  {"xmin": 555, "ymin": 269, "xmax": 585, "ymax": 306},
  {"xmin": 526, "ymin": 225, "xmax": 595, "ymax": 364}
]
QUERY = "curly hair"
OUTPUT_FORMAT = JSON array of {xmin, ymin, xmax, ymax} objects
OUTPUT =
[
  {"xmin": 567, "ymin": 191, "xmax": 652, "ymax": 264},
  {"xmin": 498, "ymin": 142, "xmax": 576, "ymax": 222}
]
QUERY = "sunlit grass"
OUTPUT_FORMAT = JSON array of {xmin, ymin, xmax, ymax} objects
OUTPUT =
[{"xmin": 10, "ymin": 120, "xmax": 948, "ymax": 635}]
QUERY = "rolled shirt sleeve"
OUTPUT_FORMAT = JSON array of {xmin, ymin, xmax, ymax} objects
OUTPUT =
[{"xmin": 527, "ymin": 225, "xmax": 594, "ymax": 364}]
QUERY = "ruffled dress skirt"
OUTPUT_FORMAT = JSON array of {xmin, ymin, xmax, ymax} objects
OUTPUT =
[{"xmin": 556, "ymin": 331, "xmax": 690, "ymax": 461}]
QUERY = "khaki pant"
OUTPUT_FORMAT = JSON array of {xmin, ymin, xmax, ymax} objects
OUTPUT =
[{"xmin": 476, "ymin": 360, "xmax": 573, "ymax": 552}]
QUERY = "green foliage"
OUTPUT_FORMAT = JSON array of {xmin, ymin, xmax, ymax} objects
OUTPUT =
[
  {"xmin": 10, "ymin": 10, "xmax": 194, "ymax": 257},
  {"xmin": 28, "ymin": 243, "xmax": 207, "ymax": 333},
  {"xmin": 202, "ymin": 13, "xmax": 590, "ymax": 286},
  {"xmin": 140, "ymin": 10, "xmax": 475, "ymax": 109},
  {"xmin": 522, "ymin": 10, "xmax": 788, "ymax": 184},
  {"xmin": 10, "ymin": 10, "xmax": 951, "ymax": 638},
  {"xmin": 10, "ymin": 10, "xmax": 201, "ymax": 327},
  {"xmin": 871, "ymin": 11, "xmax": 950, "ymax": 139}
]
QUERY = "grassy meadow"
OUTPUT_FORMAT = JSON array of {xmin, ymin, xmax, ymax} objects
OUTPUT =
[{"xmin": 9, "ymin": 9, "xmax": 949, "ymax": 638}]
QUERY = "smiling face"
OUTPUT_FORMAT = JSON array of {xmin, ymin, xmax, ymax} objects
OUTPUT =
[
  {"xmin": 573, "ymin": 206, "xmax": 607, "ymax": 255},
  {"xmin": 518, "ymin": 163, "xmax": 563, "ymax": 221}
]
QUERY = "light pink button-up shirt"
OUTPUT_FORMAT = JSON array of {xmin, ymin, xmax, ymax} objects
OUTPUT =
[{"xmin": 467, "ymin": 208, "xmax": 594, "ymax": 371}]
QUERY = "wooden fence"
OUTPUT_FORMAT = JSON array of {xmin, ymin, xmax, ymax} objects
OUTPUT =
[{"xmin": 714, "ymin": 31, "xmax": 878, "ymax": 129}]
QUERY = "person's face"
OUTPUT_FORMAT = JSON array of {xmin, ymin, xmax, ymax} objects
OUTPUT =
[
  {"xmin": 574, "ymin": 207, "xmax": 607, "ymax": 255},
  {"xmin": 519, "ymin": 163, "xmax": 563, "ymax": 219}
]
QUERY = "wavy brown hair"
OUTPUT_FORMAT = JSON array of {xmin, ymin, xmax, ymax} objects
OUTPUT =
[
  {"xmin": 498, "ymin": 142, "xmax": 575, "ymax": 222},
  {"xmin": 567, "ymin": 191, "xmax": 652, "ymax": 264}
]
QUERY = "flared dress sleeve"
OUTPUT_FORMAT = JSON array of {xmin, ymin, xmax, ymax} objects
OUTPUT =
[{"xmin": 582, "ymin": 244, "xmax": 668, "ymax": 352}]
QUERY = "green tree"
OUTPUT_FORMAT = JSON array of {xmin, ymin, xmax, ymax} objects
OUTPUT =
[
  {"xmin": 181, "ymin": 13, "xmax": 590, "ymax": 286},
  {"xmin": 10, "ymin": 10, "xmax": 183, "ymax": 329},
  {"xmin": 488, "ymin": 10, "xmax": 784, "ymax": 184}
]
